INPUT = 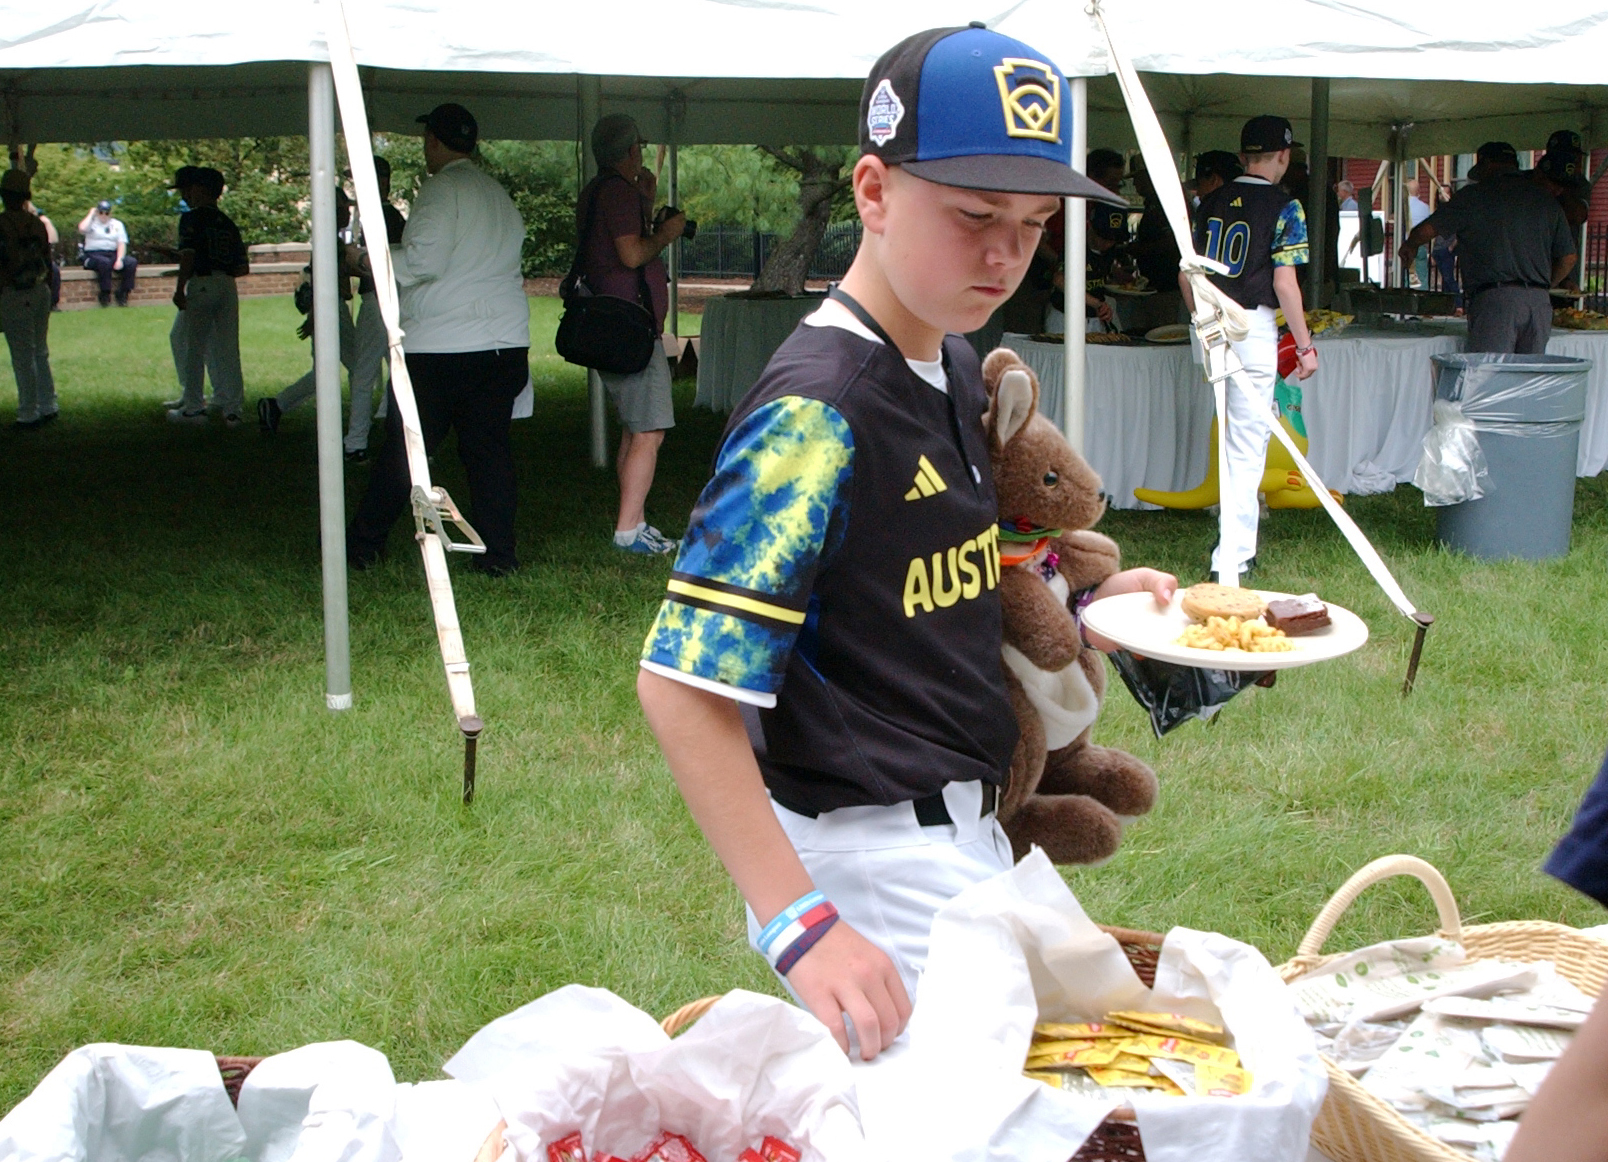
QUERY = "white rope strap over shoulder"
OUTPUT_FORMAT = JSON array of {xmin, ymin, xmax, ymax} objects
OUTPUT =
[
  {"xmin": 322, "ymin": 0, "xmax": 488, "ymax": 797},
  {"xmin": 1088, "ymin": 0, "xmax": 1435, "ymax": 689}
]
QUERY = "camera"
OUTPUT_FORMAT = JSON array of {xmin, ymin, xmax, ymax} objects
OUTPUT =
[{"xmin": 655, "ymin": 204, "xmax": 697, "ymax": 242}]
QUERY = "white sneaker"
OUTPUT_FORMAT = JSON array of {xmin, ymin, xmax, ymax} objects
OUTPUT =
[
  {"xmin": 639, "ymin": 525, "xmax": 679, "ymax": 554},
  {"xmin": 166, "ymin": 408, "xmax": 208, "ymax": 425}
]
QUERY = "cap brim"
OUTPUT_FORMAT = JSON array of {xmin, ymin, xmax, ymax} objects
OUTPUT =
[{"xmin": 903, "ymin": 155, "xmax": 1130, "ymax": 204}]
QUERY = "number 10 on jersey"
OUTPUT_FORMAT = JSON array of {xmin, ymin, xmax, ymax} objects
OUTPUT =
[{"xmin": 1202, "ymin": 217, "xmax": 1250, "ymax": 278}]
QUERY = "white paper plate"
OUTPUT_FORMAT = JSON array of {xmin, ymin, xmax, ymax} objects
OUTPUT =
[
  {"xmin": 1082, "ymin": 588, "xmax": 1369, "ymax": 671},
  {"xmin": 1107, "ymin": 286, "xmax": 1157, "ymax": 297},
  {"xmin": 1144, "ymin": 324, "xmax": 1191, "ymax": 344}
]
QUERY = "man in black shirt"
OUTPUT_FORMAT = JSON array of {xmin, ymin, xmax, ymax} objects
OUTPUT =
[
  {"xmin": 345, "ymin": 156, "xmax": 408, "ymax": 459},
  {"xmin": 1399, "ymin": 142, "xmax": 1576, "ymax": 354},
  {"xmin": 167, "ymin": 167, "xmax": 249, "ymax": 425}
]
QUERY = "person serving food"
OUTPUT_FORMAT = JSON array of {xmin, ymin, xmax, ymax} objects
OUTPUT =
[{"xmin": 636, "ymin": 24, "xmax": 1175, "ymax": 1061}]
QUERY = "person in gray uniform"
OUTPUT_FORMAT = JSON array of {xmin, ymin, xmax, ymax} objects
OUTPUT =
[{"xmin": 1399, "ymin": 142, "xmax": 1576, "ymax": 354}]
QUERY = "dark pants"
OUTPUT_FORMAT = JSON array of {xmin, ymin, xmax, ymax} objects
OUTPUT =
[
  {"xmin": 83, "ymin": 251, "xmax": 137, "ymax": 303},
  {"xmin": 347, "ymin": 347, "xmax": 529, "ymax": 572},
  {"xmin": 1467, "ymin": 285, "xmax": 1551, "ymax": 355},
  {"xmin": 47, "ymin": 262, "xmax": 60, "ymax": 309}
]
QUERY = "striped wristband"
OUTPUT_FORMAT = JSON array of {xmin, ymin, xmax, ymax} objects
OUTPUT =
[
  {"xmin": 757, "ymin": 891, "xmax": 839, "ymax": 974},
  {"xmin": 773, "ymin": 909, "xmax": 839, "ymax": 976},
  {"xmin": 756, "ymin": 890, "xmax": 826, "ymax": 956}
]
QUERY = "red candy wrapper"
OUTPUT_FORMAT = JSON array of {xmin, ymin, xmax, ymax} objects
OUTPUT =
[
  {"xmin": 737, "ymin": 1153, "xmax": 765, "ymax": 1162},
  {"xmin": 630, "ymin": 1133, "xmax": 706, "ymax": 1162},
  {"xmin": 758, "ymin": 1139, "xmax": 800, "ymax": 1162},
  {"xmin": 547, "ymin": 1133, "xmax": 587, "ymax": 1162}
]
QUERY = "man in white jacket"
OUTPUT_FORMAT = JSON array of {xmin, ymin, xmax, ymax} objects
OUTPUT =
[{"xmin": 346, "ymin": 104, "xmax": 531, "ymax": 576}]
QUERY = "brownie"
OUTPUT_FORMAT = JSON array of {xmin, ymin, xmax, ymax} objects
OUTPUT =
[{"xmin": 1264, "ymin": 596, "xmax": 1330, "ymax": 635}]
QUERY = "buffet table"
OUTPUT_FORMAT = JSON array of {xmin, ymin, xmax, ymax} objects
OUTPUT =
[{"xmin": 1003, "ymin": 324, "xmax": 1608, "ymax": 510}]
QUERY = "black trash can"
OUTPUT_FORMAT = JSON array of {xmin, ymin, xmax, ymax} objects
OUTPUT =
[{"xmin": 1430, "ymin": 353, "xmax": 1591, "ymax": 560}]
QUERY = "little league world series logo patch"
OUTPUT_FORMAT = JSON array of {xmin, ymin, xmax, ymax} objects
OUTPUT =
[
  {"xmin": 867, "ymin": 78, "xmax": 905, "ymax": 146},
  {"xmin": 993, "ymin": 57, "xmax": 1061, "ymax": 143}
]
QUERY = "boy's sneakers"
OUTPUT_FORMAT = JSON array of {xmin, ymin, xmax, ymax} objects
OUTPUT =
[
  {"xmin": 257, "ymin": 397, "xmax": 281, "ymax": 433},
  {"xmin": 614, "ymin": 523, "xmax": 677, "ymax": 555},
  {"xmin": 166, "ymin": 408, "xmax": 208, "ymax": 425}
]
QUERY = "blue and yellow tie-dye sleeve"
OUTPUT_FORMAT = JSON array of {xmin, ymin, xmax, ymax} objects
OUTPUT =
[
  {"xmin": 641, "ymin": 395, "xmax": 854, "ymax": 696},
  {"xmin": 1272, "ymin": 199, "xmax": 1310, "ymax": 266}
]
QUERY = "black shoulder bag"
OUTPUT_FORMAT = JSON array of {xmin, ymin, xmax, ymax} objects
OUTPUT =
[{"xmin": 555, "ymin": 174, "xmax": 658, "ymax": 375}]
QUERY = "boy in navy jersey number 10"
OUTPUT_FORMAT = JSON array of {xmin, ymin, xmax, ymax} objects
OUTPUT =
[
  {"xmin": 1181, "ymin": 114, "xmax": 1318, "ymax": 582},
  {"xmin": 637, "ymin": 25, "xmax": 1177, "ymax": 1060}
]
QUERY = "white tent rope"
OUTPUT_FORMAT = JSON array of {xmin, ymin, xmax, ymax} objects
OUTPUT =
[
  {"xmin": 1090, "ymin": 0, "xmax": 1423, "ymax": 623},
  {"xmin": 321, "ymin": 0, "xmax": 484, "ymax": 744}
]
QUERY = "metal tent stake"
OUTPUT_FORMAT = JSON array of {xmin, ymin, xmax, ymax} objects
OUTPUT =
[
  {"xmin": 461, "ymin": 714, "xmax": 484, "ymax": 804},
  {"xmin": 1402, "ymin": 612, "xmax": 1435, "ymax": 696}
]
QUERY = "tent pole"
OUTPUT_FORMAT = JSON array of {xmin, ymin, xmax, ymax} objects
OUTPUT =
[
  {"xmin": 308, "ymin": 63, "xmax": 351, "ymax": 712},
  {"xmin": 580, "ymin": 75, "xmax": 607, "ymax": 469},
  {"xmin": 1307, "ymin": 77, "xmax": 1330, "ymax": 310},
  {"xmin": 668, "ymin": 125, "xmax": 679, "ymax": 341},
  {"xmin": 1063, "ymin": 76, "xmax": 1088, "ymax": 455}
]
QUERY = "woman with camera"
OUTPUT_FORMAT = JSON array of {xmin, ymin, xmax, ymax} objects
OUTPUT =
[{"xmin": 580, "ymin": 113, "xmax": 686, "ymax": 555}]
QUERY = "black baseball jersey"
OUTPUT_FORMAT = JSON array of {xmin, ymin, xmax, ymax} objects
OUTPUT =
[
  {"xmin": 641, "ymin": 317, "xmax": 1017, "ymax": 816},
  {"xmin": 1192, "ymin": 176, "xmax": 1308, "ymax": 309},
  {"xmin": 178, "ymin": 206, "xmax": 247, "ymax": 277}
]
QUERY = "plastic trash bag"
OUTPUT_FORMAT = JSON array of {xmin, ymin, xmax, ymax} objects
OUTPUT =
[
  {"xmin": 1108, "ymin": 650, "xmax": 1274, "ymax": 737},
  {"xmin": 1414, "ymin": 400, "xmax": 1489, "ymax": 507}
]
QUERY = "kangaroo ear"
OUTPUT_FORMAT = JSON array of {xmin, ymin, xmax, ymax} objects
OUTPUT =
[{"xmin": 994, "ymin": 368, "xmax": 1037, "ymax": 449}]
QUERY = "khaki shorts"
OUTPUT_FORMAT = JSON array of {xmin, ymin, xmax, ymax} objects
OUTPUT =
[{"xmin": 600, "ymin": 348, "xmax": 675, "ymax": 434}]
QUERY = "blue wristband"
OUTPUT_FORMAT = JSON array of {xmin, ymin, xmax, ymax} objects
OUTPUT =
[{"xmin": 756, "ymin": 890, "xmax": 826, "ymax": 956}]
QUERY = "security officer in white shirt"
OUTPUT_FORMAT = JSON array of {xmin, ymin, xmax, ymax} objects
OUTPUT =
[
  {"xmin": 346, "ymin": 103, "xmax": 531, "ymax": 576},
  {"xmin": 77, "ymin": 200, "xmax": 137, "ymax": 306}
]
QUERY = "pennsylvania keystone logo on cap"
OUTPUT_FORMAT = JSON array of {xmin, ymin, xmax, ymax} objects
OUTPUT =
[{"xmin": 857, "ymin": 24, "xmax": 1127, "ymax": 204}]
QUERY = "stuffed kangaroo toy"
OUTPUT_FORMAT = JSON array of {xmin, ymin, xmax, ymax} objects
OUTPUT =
[{"xmin": 982, "ymin": 348, "xmax": 1158, "ymax": 865}]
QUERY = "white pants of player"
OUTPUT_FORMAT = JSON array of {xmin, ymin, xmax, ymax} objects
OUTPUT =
[
  {"xmin": 170, "ymin": 273, "xmax": 244, "ymax": 417},
  {"xmin": 277, "ymin": 297, "xmax": 356, "ymax": 411},
  {"xmin": 1, "ymin": 283, "xmax": 57, "ymax": 422},
  {"xmin": 1211, "ymin": 304, "xmax": 1279, "ymax": 579},
  {"xmin": 345, "ymin": 290, "xmax": 389, "ymax": 452},
  {"xmin": 747, "ymin": 779, "xmax": 1012, "ymax": 1007}
]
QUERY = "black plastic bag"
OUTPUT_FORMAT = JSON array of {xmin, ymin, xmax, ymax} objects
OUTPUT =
[{"xmin": 1109, "ymin": 650, "xmax": 1275, "ymax": 738}]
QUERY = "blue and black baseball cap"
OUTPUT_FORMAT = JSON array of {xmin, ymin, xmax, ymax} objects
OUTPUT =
[{"xmin": 859, "ymin": 24, "xmax": 1126, "ymax": 204}]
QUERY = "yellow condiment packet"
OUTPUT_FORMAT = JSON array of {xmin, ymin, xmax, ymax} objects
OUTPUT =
[
  {"xmin": 1085, "ymin": 1067, "xmax": 1174, "ymax": 1089},
  {"xmin": 1033, "ymin": 1022, "xmax": 1123, "ymax": 1041},
  {"xmin": 1196, "ymin": 1063, "xmax": 1254, "ymax": 1097},
  {"xmin": 1105, "ymin": 1011, "xmax": 1227, "ymax": 1043},
  {"xmin": 1025, "ymin": 1040, "xmax": 1125, "ymax": 1069},
  {"xmin": 1116, "ymin": 1034, "xmax": 1240, "ymax": 1069}
]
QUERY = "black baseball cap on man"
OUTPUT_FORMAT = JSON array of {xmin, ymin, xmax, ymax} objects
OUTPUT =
[
  {"xmin": 859, "ymin": 24, "xmax": 1126, "ymax": 205},
  {"xmin": 96, "ymin": 199, "xmax": 112, "ymax": 211},
  {"xmin": 417, "ymin": 103, "xmax": 478, "ymax": 153},
  {"xmin": 1546, "ymin": 129, "xmax": 1584, "ymax": 156},
  {"xmin": 1193, "ymin": 150, "xmax": 1243, "ymax": 184},
  {"xmin": 1241, "ymin": 114, "xmax": 1300, "ymax": 155}
]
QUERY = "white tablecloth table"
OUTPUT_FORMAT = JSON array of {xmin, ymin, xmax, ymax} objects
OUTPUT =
[{"xmin": 1003, "ymin": 325, "xmax": 1608, "ymax": 511}]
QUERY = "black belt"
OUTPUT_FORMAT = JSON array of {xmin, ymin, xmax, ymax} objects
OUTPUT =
[
  {"xmin": 1470, "ymin": 280, "xmax": 1549, "ymax": 298},
  {"xmin": 913, "ymin": 781, "xmax": 999, "ymax": 826},
  {"xmin": 780, "ymin": 782, "xmax": 999, "ymax": 822}
]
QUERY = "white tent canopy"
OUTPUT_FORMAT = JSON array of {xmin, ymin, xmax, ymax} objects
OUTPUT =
[{"xmin": 6, "ymin": 3, "xmax": 1608, "ymax": 157}]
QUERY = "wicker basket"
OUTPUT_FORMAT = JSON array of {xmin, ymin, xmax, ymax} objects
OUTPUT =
[
  {"xmin": 1276, "ymin": 854, "xmax": 1608, "ymax": 1162},
  {"xmin": 213, "ymin": 1056, "xmax": 263, "ymax": 1106},
  {"xmin": 662, "ymin": 925, "xmax": 1163, "ymax": 1162}
]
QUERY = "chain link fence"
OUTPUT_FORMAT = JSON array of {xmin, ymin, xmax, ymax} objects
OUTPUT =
[{"xmin": 678, "ymin": 220, "xmax": 863, "ymax": 282}]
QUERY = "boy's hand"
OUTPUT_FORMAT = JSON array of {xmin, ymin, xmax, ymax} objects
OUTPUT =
[
  {"xmin": 788, "ymin": 921, "xmax": 912, "ymax": 1061},
  {"xmin": 1083, "ymin": 567, "xmax": 1178, "ymax": 652}
]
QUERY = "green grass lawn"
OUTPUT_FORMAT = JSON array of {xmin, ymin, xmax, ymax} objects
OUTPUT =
[{"xmin": 1, "ymin": 295, "xmax": 1605, "ymax": 1109}]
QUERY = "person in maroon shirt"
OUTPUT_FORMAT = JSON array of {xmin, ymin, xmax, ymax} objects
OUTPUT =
[{"xmin": 579, "ymin": 113, "xmax": 686, "ymax": 554}]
